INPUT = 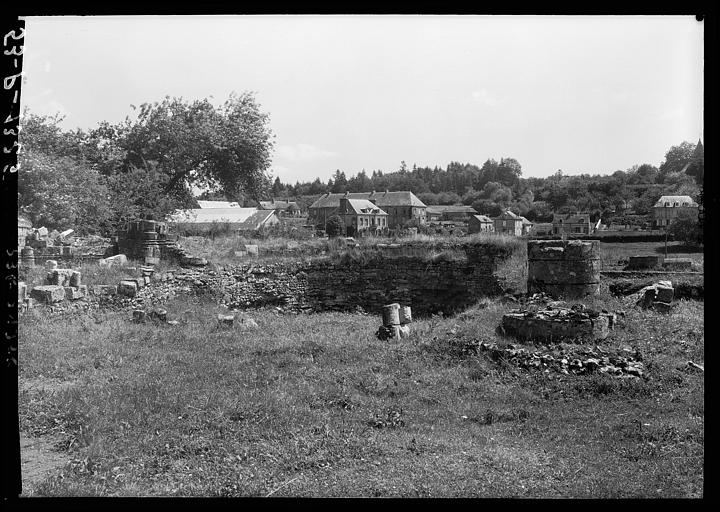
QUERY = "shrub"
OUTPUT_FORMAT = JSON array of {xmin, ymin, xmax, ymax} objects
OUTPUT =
[{"xmin": 326, "ymin": 215, "xmax": 345, "ymax": 238}]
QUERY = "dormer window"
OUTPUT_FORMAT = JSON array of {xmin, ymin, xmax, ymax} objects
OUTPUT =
[
  {"xmin": 683, "ymin": 202, "xmax": 688, "ymax": 207},
  {"xmin": 674, "ymin": 202, "xmax": 679, "ymax": 207},
  {"xmin": 665, "ymin": 202, "xmax": 670, "ymax": 207}
]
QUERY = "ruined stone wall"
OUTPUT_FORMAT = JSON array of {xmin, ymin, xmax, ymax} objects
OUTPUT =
[{"xmin": 217, "ymin": 243, "xmax": 513, "ymax": 316}]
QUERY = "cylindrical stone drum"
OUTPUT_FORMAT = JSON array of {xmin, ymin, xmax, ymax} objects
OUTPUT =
[
  {"xmin": 21, "ymin": 246, "xmax": 35, "ymax": 267},
  {"xmin": 527, "ymin": 240, "xmax": 601, "ymax": 299},
  {"xmin": 399, "ymin": 306, "xmax": 412, "ymax": 325},
  {"xmin": 382, "ymin": 303, "xmax": 401, "ymax": 326}
]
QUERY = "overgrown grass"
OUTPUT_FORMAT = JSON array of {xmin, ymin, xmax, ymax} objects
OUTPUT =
[
  {"xmin": 18, "ymin": 287, "xmax": 703, "ymax": 497},
  {"xmin": 178, "ymin": 232, "xmax": 524, "ymax": 267}
]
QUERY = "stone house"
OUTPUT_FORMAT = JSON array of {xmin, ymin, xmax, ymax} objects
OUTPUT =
[
  {"xmin": 520, "ymin": 216, "xmax": 533, "ymax": 236},
  {"xmin": 309, "ymin": 191, "xmax": 426, "ymax": 229},
  {"xmin": 337, "ymin": 197, "xmax": 388, "ymax": 237},
  {"xmin": 426, "ymin": 205, "xmax": 478, "ymax": 222},
  {"xmin": 468, "ymin": 214, "xmax": 495, "ymax": 234},
  {"xmin": 196, "ymin": 200, "xmax": 241, "ymax": 208},
  {"xmin": 652, "ymin": 195, "xmax": 698, "ymax": 228},
  {"xmin": 493, "ymin": 210, "xmax": 525, "ymax": 236},
  {"xmin": 529, "ymin": 222, "xmax": 553, "ymax": 236},
  {"xmin": 552, "ymin": 212, "xmax": 593, "ymax": 235}
]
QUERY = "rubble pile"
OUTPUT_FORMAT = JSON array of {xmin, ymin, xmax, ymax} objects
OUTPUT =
[{"xmin": 477, "ymin": 341, "xmax": 647, "ymax": 379}]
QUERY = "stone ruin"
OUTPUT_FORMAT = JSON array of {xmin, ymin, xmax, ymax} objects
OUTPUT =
[
  {"xmin": 376, "ymin": 303, "xmax": 412, "ymax": 340},
  {"xmin": 527, "ymin": 240, "xmax": 601, "ymax": 299},
  {"xmin": 500, "ymin": 294, "xmax": 617, "ymax": 343},
  {"xmin": 116, "ymin": 219, "xmax": 207, "ymax": 267}
]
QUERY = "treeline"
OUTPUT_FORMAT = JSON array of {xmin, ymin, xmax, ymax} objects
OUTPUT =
[{"xmin": 272, "ymin": 143, "xmax": 703, "ymax": 222}]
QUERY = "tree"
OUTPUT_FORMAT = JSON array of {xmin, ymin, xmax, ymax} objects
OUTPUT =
[
  {"xmin": 668, "ymin": 209, "xmax": 701, "ymax": 246},
  {"xmin": 18, "ymin": 150, "xmax": 112, "ymax": 234},
  {"xmin": 658, "ymin": 141, "xmax": 696, "ymax": 183},
  {"xmin": 330, "ymin": 169, "xmax": 348, "ymax": 193},
  {"xmin": 114, "ymin": 92, "xmax": 275, "ymax": 202},
  {"xmin": 325, "ymin": 215, "xmax": 345, "ymax": 237}
]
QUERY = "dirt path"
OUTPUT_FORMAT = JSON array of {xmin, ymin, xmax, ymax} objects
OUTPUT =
[{"xmin": 19, "ymin": 433, "xmax": 67, "ymax": 496}]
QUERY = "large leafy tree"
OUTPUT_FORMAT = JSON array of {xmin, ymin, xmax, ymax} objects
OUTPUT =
[
  {"xmin": 18, "ymin": 150, "xmax": 111, "ymax": 233},
  {"xmin": 114, "ymin": 92, "xmax": 275, "ymax": 202}
]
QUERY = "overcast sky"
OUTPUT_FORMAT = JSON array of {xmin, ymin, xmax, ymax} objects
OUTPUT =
[{"xmin": 20, "ymin": 15, "xmax": 703, "ymax": 184}]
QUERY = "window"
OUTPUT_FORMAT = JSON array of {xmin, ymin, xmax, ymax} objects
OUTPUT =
[
  {"xmin": 674, "ymin": 202, "xmax": 679, "ymax": 207},
  {"xmin": 665, "ymin": 202, "xmax": 670, "ymax": 207},
  {"xmin": 683, "ymin": 202, "xmax": 688, "ymax": 206}
]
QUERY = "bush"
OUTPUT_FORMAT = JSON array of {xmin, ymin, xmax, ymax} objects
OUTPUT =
[
  {"xmin": 668, "ymin": 210, "xmax": 702, "ymax": 246},
  {"xmin": 326, "ymin": 215, "xmax": 345, "ymax": 238}
]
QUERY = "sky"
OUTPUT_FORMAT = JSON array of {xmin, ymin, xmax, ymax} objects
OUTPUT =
[{"xmin": 20, "ymin": 15, "xmax": 703, "ymax": 184}]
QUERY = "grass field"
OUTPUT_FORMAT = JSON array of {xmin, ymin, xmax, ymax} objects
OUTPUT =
[
  {"xmin": 598, "ymin": 241, "xmax": 703, "ymax": 271},
  {"xmin": 18, "ymin": 287, "xmax": 703, "ymax": 497}
]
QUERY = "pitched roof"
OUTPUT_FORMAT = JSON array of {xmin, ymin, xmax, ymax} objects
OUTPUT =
[
  {"xmin": 309, "ymin": 191, "xmax": 426, "ymax": 209},
  {"xmin": 167, "ymin": 207, "xmax": 259, "ymax": 223},
  {"xmin": 235, "ymin": 210, "xmax": 277, "ymax": 231},
  {"xmin": 196, "ymin": 200, "xmax": 241, "ymax": 208},
  {"xmin": 494, "ymin": 210, "xmax": 522, "ymax": 220},
  {"xmin": 470, "ymin": 214, "xmax": 494, "ymax": 223},
  {"xmin": 552, "ymin": 212, "xmax": 592, "ymax": 224},
  {"xmin": 520, "ymin": 216, "xmax": 533, "ymax": 225},
  {"xmin": 654, "ymin": 195, "xmax": 698, "ymax": 207},
  {"xmin": 343, "ymin": 199, "xmax": 388, "ymax": 215},
  {"xmin": 426, "ymin": 205, "xmax": 478, "ymax": 215},
  {"xmin": 259, "ymin": 199, "xmax": 299, "ymax": 210}
]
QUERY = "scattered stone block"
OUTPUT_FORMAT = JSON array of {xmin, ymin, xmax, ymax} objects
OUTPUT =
[
  {"xmin": 238, "ymin": 317, "xmax": 258, "ymax": 329},
  {"xmin": 627, "ymin": 255, "xmax": 661, "ymax": 270},
  {"xmin": 217, "ymin": 314, "xmax": 234, "ymax": 327},
  {"xmin": 133, "ymin": 310, "xmax": 146, "ymax": 323},
  {"xmin": 45, "ymin": 260, "xmax": 58, "ymax": 270},
  {"xmin": 187, "ymin": 257, "xmax": 208, "ymax": 266},
  {"xmin": 399, "ymin": 306, "xmax": 413, "ymax": 324},
  {"xmin": 234, "ymin": 250, "xmax": 248, "ymax": 258},
  {"xmin": 662, "ymin": 258, "xmax": 693, "ymax": 271},
  {"xmin": 62, "ymin": 246, "xmax": 74, "ymax": 257},
  {"xmin": 166, "ymin": 320, "xmax": 180, "ymax": 326},
  {"xmin": 118, "ymin": 280, "xmax": 138, "ymax": 297},
  {"xmin": 655, "ymin": 284, "xmax": 674, "ymax": 303},
  {"xmin": 143, "ymin": 276, "xmax": 151, "ymax": 286},
  {"xmin": 133, "ymin": 277, "xmax": 145, "ymax": 289},
  {"xmin": 30, "ymin": 285, "xmax": 66, "ymax": 304},
  {"xmin": 149, "ymin": 308, "xmax": 167, "ymax": 322},
  {"xmin": 144, "ymin": 256, "xmax": 161, "ymax": 265},
  {"xmin": 69, "ymin": 271, "xmax": 82, "ymax": 287},
  {"xmin": 100, "ymin": 254, "xmax": 128, "ymax": 267},
  {"xmin": 245, "ymin": 245, "xmax": 259, "ymax": 257},
  {"xmin": 64, "ymin": 286, "xmax": 86, "ymax": 300},
  {"xmin": 382, "ymin": 303, "xmax": 401, "ymax": 326},
  {"xmin": 37, "ymin": 227, "xmax": 48, "ymax": 238},
  {"xmin": 18, "ymin": 282, "xmax": 27, "ymax": 302},
  {"xmin": 46, "ymin": 269, "xmax": 75, "ymax": 286},
  {"xmin": 92, "ymin": 284, "xmax": 117, "ymax": 296}
]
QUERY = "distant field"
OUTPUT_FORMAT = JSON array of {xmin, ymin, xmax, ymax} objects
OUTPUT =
[{"xmin": 19, "ymin": 288, "xmax": 703, "ymax": 497}]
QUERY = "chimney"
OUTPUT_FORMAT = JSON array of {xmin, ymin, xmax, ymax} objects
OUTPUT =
[
  {"xmin": 344, "ymin": 191, "xmax": 349, "ymax": 197},
  {"xmin": 339, "ymin": 196, "xmax": 350, "ymax": 214},
  {"xmin": 385, "ymin": 189, "xmax": 389, "ymax": 196}
]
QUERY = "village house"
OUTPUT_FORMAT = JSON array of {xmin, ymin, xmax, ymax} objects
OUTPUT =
[
  {"xmin": 426, "ymin": 205, "xmax": 478, "ymax": 222},
  {"xmin": 258, "ymin": 198, "xmax": 303, "ymax": 217},
  {"xmin": 492, "ymin": 210, "xmax": 525, "ymax": 236},
  {"xmin": 552, "ymin": 212, "xmax": 593, "ymax": 236},
  {"xmin": 309, "ymin": 191, "xmax": 426, "ymax": 229},
  {"xmin": 529, "ymin": 222, "xmax": 553, "ymax": 236},
  {"xmin": 337, "ymin": 197, "xmax": 388, "ymax": 237},
  {"xmin": 652, "ymin": 195, "xmax": 698, "ymax": 228},
  {"xmin": 467, "ymin": 214, "xmax": 495, "ymax": 234}
]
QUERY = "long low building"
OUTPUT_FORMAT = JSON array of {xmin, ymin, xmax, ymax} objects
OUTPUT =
[{"xmin": 166, "ymin": 207, "xmax": 279, "ymax": 234}]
